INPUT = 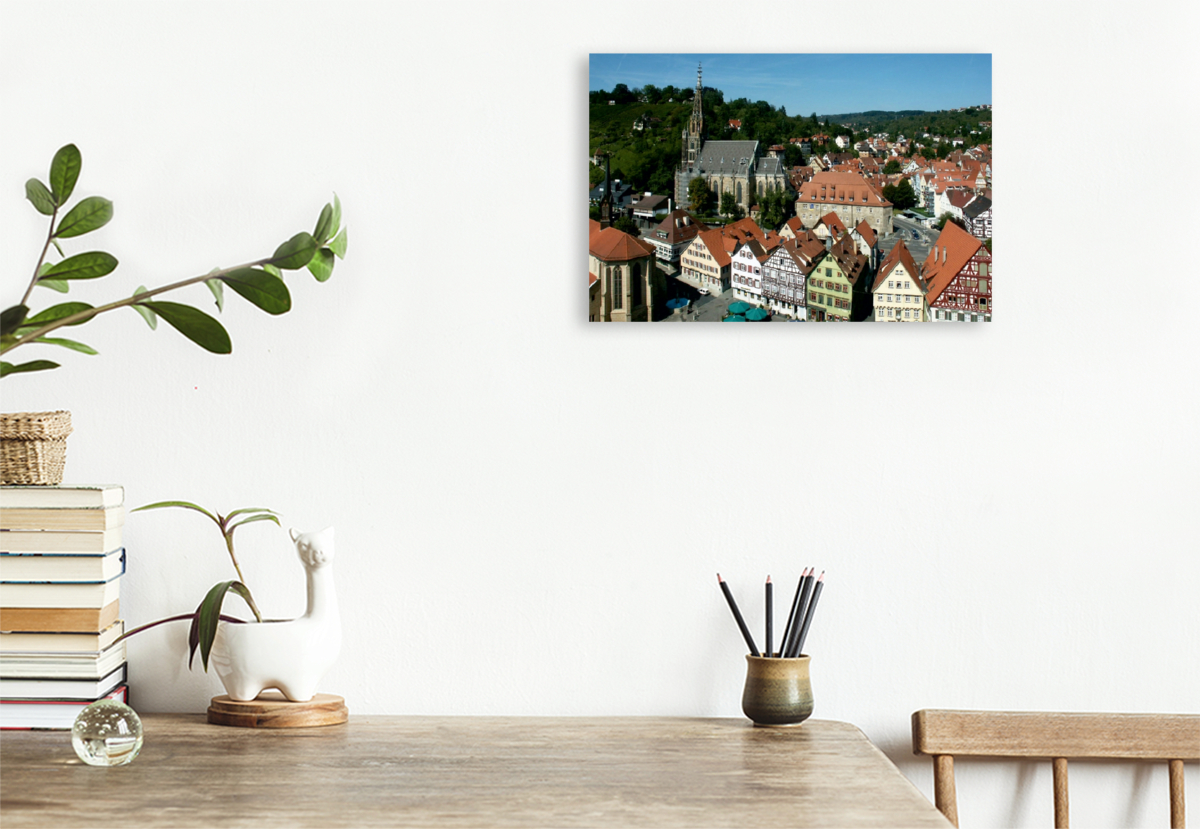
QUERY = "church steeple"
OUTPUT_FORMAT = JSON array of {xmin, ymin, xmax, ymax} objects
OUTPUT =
[
  {"xmin": 681, "ymin": 62, "xmax": 705, "ymax": 170},
  {"xmin": 689, "ymin": 62, "xmax": 704, "ymax": 137}
]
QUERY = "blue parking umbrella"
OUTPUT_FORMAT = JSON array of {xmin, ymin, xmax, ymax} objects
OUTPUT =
[
  {"xmin": 745, "ymin": 308, "xmax": 769, "ymax": 321},
  {"xmin": 728, "ymin": 301, "xmax": 752, "ymax": 315}
]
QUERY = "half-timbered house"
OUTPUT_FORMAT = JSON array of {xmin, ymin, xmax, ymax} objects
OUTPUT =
[
  {"xmin": 922, "ymin": 220, "xmax": 992, "ymax": 322},
  {"xmin": 761, "ymin": 237, "xmax": 826, "ymax": 320}
]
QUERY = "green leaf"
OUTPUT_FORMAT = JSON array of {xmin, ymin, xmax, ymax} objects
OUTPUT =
[
  {"xmin": 269, "ymin": 232, "xmax": 318, "ymax": 270},
  {"xmin": 37, "ymin": 279, "xmax": 70, "ymax": 293},
  {"xmin": 220, "ymin": 267, "xmax": 291, "ymax": 315},
  {"xmin": 307, "ymin": 247, "xmax": 335, "ymax": 282},
  {"xmin": 41, "ymin": 251, "xmax": 118, "ymax": 281},
  {"xmin": 132, "ymin": 500, "xmax": 220, "ymax": 523},
  {"xmin": 262, "ymin": 262, "xmax": 282, "ymax": 280},
  {"xmin": 55, "ymin": 196, "xmax": 113, "ymax": 238},
  {"xmin": 25, "ymin": 178, "xmax": 55, "ymax": 215},
  {"xmin": 1, "ymin": 306, "xmax": 29, "ymax": 337},
  {"xmin": 49, "ymin": 144, "xmax": 82, "ymax": 204},
  {"xmin": 228, "ymin": 513, "xmax": 282, "ymax": 534},
  {"xmin": 1, "ymin": 359, "xmax": 59, "ymax": 377},
  {"xmin": 330, "ymin": 193, "xmax": 342, "ymax": 238},
  {"xmin": 313, "ymin": 203, "xmax": 334, "ymax": 245},
  {"xmin": 329, "ymin": 226, "xmax": 348, "ymax": 259},
  {"xmin": 23, "ymin": 302, "xmax": 95, "ymax": 328},
  {"xmin": 130, "ymin": 286, "xmax": 157, "ymax": 329},
  {"xmin": 139, "ymin": 301, "xmax": 231, "ymax": 353},
  {"xmin": 194, "ymin": 580, "xmax": 260, "ymax": 671},
  {"xmin": 33, "ymin": 336, "xmax": 98, "ymax": 355},
  {"xmin": 206, "ymin": 278, "xmax": 225, "ymax": 312},
  {"xmin": 223, "ymin": 507, "xmax": 279, "ymax": 521}
]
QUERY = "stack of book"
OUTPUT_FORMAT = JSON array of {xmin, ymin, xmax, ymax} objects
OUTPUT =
[{"xmin": 0, "ymin": 484, "xmax": 129, "ymax": 730}]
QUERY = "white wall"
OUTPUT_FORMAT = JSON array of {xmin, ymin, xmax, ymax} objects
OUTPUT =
[{"xmin": 2, "ymin": 3, "xmax": 1196, "ymax": 827}]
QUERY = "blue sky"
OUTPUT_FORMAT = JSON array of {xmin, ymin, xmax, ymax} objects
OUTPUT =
[{"xmin": 589, "ymin": 54, "xmax": 991, "ymax": 116}]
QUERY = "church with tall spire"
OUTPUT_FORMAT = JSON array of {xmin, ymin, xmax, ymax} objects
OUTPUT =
[{"xmin": 674, "ymin": 63, "xmax": 789, "ymax": 216}]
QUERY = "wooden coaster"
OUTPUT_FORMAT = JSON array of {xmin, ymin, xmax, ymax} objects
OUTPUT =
[{"xmin": 207, "ymin": 691, "xmax": 348, "ymax": 728}]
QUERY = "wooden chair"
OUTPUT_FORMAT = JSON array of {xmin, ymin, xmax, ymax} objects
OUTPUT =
[{"xmin": 912, "ymin": 710, "xmax": 1199, "ymax": 828}]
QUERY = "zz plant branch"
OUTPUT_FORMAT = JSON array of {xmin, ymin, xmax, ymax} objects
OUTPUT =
[{"xmin": 1, "ymin": 144, "xmax": 348, "ymax": 378}]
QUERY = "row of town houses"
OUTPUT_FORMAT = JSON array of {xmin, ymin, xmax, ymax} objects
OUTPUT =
[{"xmin": 589, "ymin": 204, "xmax": 992, "ymax": 323}]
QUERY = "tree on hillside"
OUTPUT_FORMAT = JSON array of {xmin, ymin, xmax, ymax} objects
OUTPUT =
[
  {"xmin": 613, "ymin": 215, "xmax": 640, "ymax": 236},
  {"xmin": 589, "ymin": 163, "xmax": 607, "ymax": 188},
  {"xmin": 688, "ymin": 177, "xmax": 715, "ymax": 214},
  {"xmin": 758, "ymin": 186, "xmax": 788, "ymax": 230},
  {"xmin": 883, "ymin": 159, "xmax": 902, "ymax": 175},
  {"xmin": 935, "ymin": 212, "xmax": 968, "ymax": 232},
  {"xmin": 611, "ymin": 83, "xmax": 635, "ymax": 104}
]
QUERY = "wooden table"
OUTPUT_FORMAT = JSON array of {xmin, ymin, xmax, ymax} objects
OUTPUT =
[{"xmin": 1, "ymin": 716, "xmax": 951, "ymax": 828}]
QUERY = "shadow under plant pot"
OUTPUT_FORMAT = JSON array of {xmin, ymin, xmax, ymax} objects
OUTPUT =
[{"xmin": 0, "ymin": 411, "xmax": 72, "ymax": 485}]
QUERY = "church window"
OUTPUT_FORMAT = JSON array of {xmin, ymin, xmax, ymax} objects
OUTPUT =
[{"xmin": 613, "ymin": 268, "xmax": 623, "ymax": 309}]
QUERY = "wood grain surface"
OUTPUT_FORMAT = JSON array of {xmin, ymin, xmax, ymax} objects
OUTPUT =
[
  {"xmin": 0, "ymin": 716, "xmax": 951, "ymax": 828},
  {"xmin": 207, "ymin": 692, "xmax": 348, "ymax": 728}
]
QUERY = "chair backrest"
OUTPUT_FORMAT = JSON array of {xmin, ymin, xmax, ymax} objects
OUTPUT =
[{"xmin": 911, "ymin": 710, "xmax": 1199, "ymax": 828}]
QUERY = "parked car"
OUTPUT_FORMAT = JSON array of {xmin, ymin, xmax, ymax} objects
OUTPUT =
[
  {"xmin": 911, "ymin": 230, "xmax": 921, "ymax": 240},
  {"xmin": 698, "ymin": 287, "xmax": 710, "ymax": 296}
]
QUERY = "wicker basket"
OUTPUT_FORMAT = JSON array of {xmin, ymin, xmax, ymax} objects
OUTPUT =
[{"xmin": 0, "ymin": 410, "xmax": 73, "ymax": 485}]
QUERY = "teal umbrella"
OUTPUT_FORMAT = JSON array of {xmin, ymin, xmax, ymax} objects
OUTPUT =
[
  {"xmin": 728, "ymin": 301, "xmax": 752, "ymax": 315},
  {"xmin": 745, "ymin": 308, "xmax": 769, "ymax": 321},
  {"xmin": 723, "ymin": 315, "xmax": 746, "ymax": 322}
]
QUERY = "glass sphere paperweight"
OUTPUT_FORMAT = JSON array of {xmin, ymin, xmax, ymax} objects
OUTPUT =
[{"xmin": 72, "ymin": 699, "xmax": 143, "ymax": 766}]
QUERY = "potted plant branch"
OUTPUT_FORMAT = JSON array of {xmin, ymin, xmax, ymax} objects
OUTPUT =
[{"xmin": 0, "ymin": 143, "xmax": 347, "ymax": 483}]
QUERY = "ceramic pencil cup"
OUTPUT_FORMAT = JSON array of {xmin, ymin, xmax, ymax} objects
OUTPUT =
[{"xmin": 741, "ymin": 654, "xmax": 813, "ymax": 727}]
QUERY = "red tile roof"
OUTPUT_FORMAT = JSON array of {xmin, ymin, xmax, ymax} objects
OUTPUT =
[
  {"xmin": 797, "ymin": 171, "xmax": 892, "ymax": 207},
  {"xmin": 589, "ymin": 227, "xmax": 655, "ymax": 262},
  {"xmin": 818, "ymin": 212, "xmax": 847, "ymax": 236},
  {"xmin": 854, "ymin": 220, "xmax": 876, "ymax": 247},
  {"xmin": 922, "ymin": 221, "xmax": 985, "ymax": 305},
  {"xmin": 873, "ymin": 240, "xmax": 920, "ymax": 292}
]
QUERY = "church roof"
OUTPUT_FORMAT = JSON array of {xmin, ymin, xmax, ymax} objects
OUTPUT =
[
  {"xmin": 589, "ymin": 227, "xmax": 655, "ymax": 263},
  {"xmin": 756, "ymin": 156, "xmax": 786, "ymax": 178},
  {"xmin": 695, "ymin": 141, "xmax": 760, "ymax": 176}
]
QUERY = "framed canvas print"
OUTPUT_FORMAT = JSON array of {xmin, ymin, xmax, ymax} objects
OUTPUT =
[{"xmin": 588, "ymin": 54, "xmax": 992, "ymax": 323}]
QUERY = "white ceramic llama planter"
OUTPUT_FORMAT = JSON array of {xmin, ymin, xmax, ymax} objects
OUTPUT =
[{"xmin": 210, "ymin": 527, "xmax": 341, "ymax": 702}]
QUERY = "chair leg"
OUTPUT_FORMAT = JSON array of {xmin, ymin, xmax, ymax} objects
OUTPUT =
[
  {"xmin": 1053, "ymin": 757, "xmax": 1069, "ymax": 829},
  {"xmin": 1169, "ymin": 759, "xmax": 1185, "ymax": 829},
  {"xmin": 933, "ymin": 754, "xmax": 958, "ymax": 827}
]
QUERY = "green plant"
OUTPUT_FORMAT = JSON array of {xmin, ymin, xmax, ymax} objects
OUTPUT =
[
  {"xmin": 1, "ymin": 144, "xmax": 347, "ymax": 378},
  {"xmin": 116, "ymin": 501, "xmax": 280, "ymax": 671}
]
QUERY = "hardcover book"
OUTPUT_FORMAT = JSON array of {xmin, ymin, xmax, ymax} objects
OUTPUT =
[
  {"xmin": 0, "ymin": 684, "xmax": 128, "ymax": 730},
  {"xmin": 0, "ymin": 485, "xmax": 124, "ymax": 510},
  {"xmin": 0, "ymin": 548, "xmax": 126, "ymax": 583}
]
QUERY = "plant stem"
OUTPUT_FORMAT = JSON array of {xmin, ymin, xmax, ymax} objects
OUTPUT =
[
  {"xmin": 112, "ymin": 612, "xmax": 247, "ymax": 646},
  {"xmin": 20, "ymin": 207, "xmax": 59, "ymax": 307},
  {"xmin": 1, "ymin": 254, "xmax": 275, "ymax": 355}
]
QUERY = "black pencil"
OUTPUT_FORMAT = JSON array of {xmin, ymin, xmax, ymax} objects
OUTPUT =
[
  {"xmin": 717, "ymin": 573, "xmax": 759, "ymax": 656},
  {"xmin": 783, "ymin": 568, "xmax": 814, "ymax": 657},
  {"xmin": 779, "ymin": 567, "xmax": 809, "ymax": 655},
  {"xmin": 793, "ymin": 571, "xmax": 824, "ymax": 657},
  {"xmin": 765, "ymin": 576, "xmax": 773, "ymax": 658}
]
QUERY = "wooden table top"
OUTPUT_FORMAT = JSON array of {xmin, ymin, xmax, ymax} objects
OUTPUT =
[{"xmin": 0, "ymin": 715, "xmax": 951, "ymax": 828}]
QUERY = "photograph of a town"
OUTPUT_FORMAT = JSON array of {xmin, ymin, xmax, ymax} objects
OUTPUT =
[{"xmin": 589, "ymin": 54, "xmax": 992, "ymax": 323}]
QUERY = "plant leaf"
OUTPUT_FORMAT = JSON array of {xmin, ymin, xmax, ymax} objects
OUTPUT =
[
  {"xmin": 228, "ymin": 513, "xmax": 282, "ymax": 534},
  {"xmin": 41, "ymin": 251, "xmax": 118, "ymax": 281},
  {"xmin": 130, "ymin": 286, "xmax": 157, "ymax": 329},
  {"xmin": 33, "ymin": 336, "xmax": 97, "ymax": 355},
  {"xmin": 1, "ymin": 359, "xmax": 59, "ymax": 377},
  {"xmin": 194, "ymin": 581, "xmax": 259, "ymax": 671},
  {"xmin": 220, "ymin": 267, "xmax": 291, "ymax": 315},
  {"xmin": 55, "ymin": 196, "xmax": 113, "ymax": 238},
  {"xmin": 269, "ymin": 231, "xmax": 318, "ymax": 270},
  {"xmin": 1, "ymin": 306, "xmax": 29, "ymax": 337},
  {"xmin": 329, "ymin": 226, "xmax": 348, "ymax": 259},
  {"xmin": 313, "ymin": 203, "xmax": 334, "ymax": 245},
  {"xmin": 37, "ymin": 278, "xmax": 70, "ymax": 293},
  {"xmin": 23, "ymin": 302, "xmax": 95, "ymax": 328},
  {"xmin": 25, "ymin": 179, "xmax": 55, "ymax": 215},
  {"xmin": 49, "ymin": 144, "xmax": 82, "ymax": 204},
  {"xmin": 132, "ymin": 500, "xmax": 220, "ymax": 524},
  {"xmin": 139, "ymin": 301, "xmax": 231, "ymax": 353},
  {"xmin": 262, "ymin": 262, "xmax": 282, "ymax": 280},
  {"xmin": 330, "ymin": 193, "xmax": 342, "ymax": 238},
  {"xmin": 206, "ymin": 278, "xmax": 225, "ymax": 312},
  {"xmin": 224, "ymin": 507, "xmax": 280, "ymax": 521},
  {"xmin": 307, "ymin": 247, "xmax": 335, "ymax": 282}
]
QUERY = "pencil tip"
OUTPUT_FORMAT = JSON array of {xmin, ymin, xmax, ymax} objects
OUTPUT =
[
  {"xmin": 716, "ymin": 573, "xmax": 723, "ymax": 582},
  {"xmin": 818, "ymin": 571, "xmax": 825, "ymax": 581},
  {"xmin": 766, "ymin": 575, "xmax": 771, "ymax": 583}
]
